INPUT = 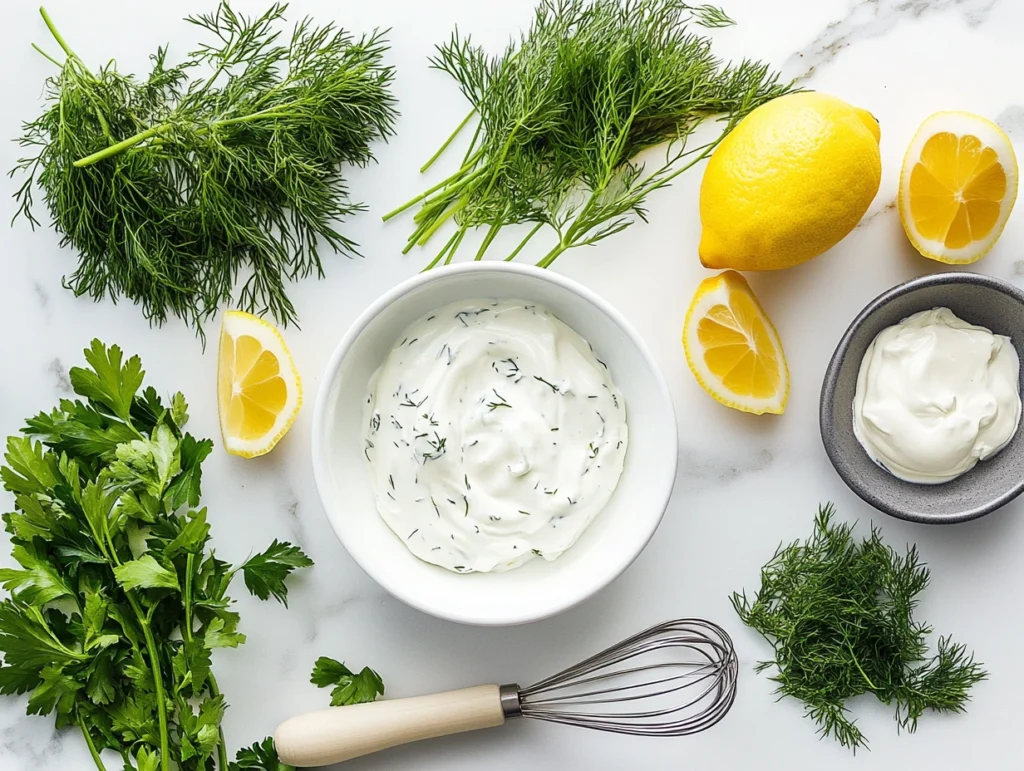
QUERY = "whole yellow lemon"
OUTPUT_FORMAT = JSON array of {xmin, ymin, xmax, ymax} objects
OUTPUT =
[{"xmin": 698, "ymin": 92, "xmax": 881, "ymax": 271}]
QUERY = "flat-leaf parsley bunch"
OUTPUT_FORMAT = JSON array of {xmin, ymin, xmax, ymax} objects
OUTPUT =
[{"xmin": 0, "ymin": 340, "xmax": 313, "ymax": 771}]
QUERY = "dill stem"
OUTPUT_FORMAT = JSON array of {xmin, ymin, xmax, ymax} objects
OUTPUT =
[
  {"xmin": 403, "ymin": 217, "xmax": 435, "ymax": 253},
  {"xmin": 73, "ymin": 124, "xmax": 172, "ymax": 167},
  {"xmin": 383, "ymin": 156, "xmax": 484, "ymax": 221},
  {"xmin": 657, "ymin": 141, "xmax": 720, "ymax": 186},
  {"xmin": 31, "ymin": 42, "xmax": 63, "ymax": 67},
  {"xmin": 461, "ymin": 116, "xmax": 483, "ymax": 165},
  {"xmin": 422, "ymin": 228, "xmax": 462, "ymax": 271},
  {"xmin": 478, "ymin": 122, "xmax": 522, "ymax": 201},
  {"xmin": 444, "ymin": 228, "xmax": 467, "ymax": 264},
  {"xmin": 505, "ymin": 222, "xmax": 544, "ymax": 261},
  {"xmin": 40, "ymin": 7, "xmax": 81, "ymax": 63},
  {"xmin": 415, "ymin": 164, "xmax": 489, "ymax": 215},
  {"xmin": 536, "ymin": 242, "xmax": 568, "ymax": 268},
  {"xmin": 417, "ymin": 196, "xmax": 468, "ymax": 246},
  {"xmin": 413, "ymin": 187, "xmax": 461, "ymax": 224},
  {"xmin": 535, "ymin": 137, "xmax": 721, "ymax": 269},
  {"xmin": 73, "ymin": 102, "xmax": 304, "ymax": 167},
  {"xmin": 39, "ymin": 8, "xmax": 117, "ymax": 143},
  {"xmin": 420, "ymin": 109, "xmax": 475, "ymax": 173},
  {"xmin": 474, "ymin": 221, "xmax": 503, "ymax": 260},
  {"xmin": 80, "ymin": 719, "xmax": 108, "ymax": 771},
  {"xmin": 848, "ymin": 643, "xmax": 879, "ymax": 690}
]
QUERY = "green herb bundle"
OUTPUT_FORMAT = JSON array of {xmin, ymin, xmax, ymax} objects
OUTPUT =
[
  {"xmin": 385, "ymin": 0, "xmax": 792, "ymax": 268},
  {"xmin": 0, "ymin": 340, "xmax": 313, "ymax": 771},
  {"xmin": 14, "ymin": 3, "xmax": 397, "ymax": 336},
  {"xmin": 732, "ymin": 505, "xmax": 986, "ymax": 751},
  {"xmin": 311, "ymin": 656, "xmax": 385, "ymax": 706}
]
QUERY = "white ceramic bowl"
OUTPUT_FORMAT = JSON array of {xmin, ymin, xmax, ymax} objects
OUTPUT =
[{"xmin": 312, "ymin": 263, "xmax": 677, "ymax": 625}]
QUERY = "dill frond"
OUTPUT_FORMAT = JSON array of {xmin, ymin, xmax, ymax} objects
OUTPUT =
[{"xmin": 732, "ymin": 504, "xmax": 987, "ymax": 751}]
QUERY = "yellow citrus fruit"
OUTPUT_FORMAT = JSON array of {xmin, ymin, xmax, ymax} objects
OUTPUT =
[
  {"xmin": 682, "ymin": 271, "xmax": 789, "ymax": 415},
  {"xmin": 898, "ymin": 111, "xmax": 1018, "ymax": 264},
  {"xmin": 217, "ymin": 311, "xmax": 302, "ymax": 457},
  {"xmin": 699, "ymin": 92, "xmax": 881, "ymax": 271}
]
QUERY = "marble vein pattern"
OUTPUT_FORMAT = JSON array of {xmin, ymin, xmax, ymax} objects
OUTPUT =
[{"xmin": 2, "ymin": 1, "xmax": 1024, "ymax": 769}]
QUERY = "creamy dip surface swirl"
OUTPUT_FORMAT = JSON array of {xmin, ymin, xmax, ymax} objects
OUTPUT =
[
  {"xmin": 362, "ymin": 299, "xmax": 628, "ymax": 573},
  {"xmin": 853, "ymin": 307, "xmax": 1022, "ymax": 484}
]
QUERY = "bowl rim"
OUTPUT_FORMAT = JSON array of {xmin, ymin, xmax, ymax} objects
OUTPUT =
[
  {"xmin": 820, "ymin": 271, "xmax": 1024, "ymax": 524},
  {"xmin": 311, "ymin": 261, "xmax": 678, "ymax": 624}
]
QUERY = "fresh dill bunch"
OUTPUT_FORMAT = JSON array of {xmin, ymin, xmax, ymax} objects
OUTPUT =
[
  {"xmin": 731, "ymin": 504, "xmax": 987, "ymax": 751},
  {"xmin": 13, "ymin": 3, "xmax": 397, "ymax": 337},
  {"xmin": 384, "ymin": 0, "xmax": 792, "ymax": 268}
]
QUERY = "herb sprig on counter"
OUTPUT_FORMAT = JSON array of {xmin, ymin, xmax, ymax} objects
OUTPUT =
[
  {"xmin": 0, "ymin": 340, "xmax": 312, "ymax": 771},
  {"xmin": 311, "ymin": 657, "xmax": 385, "ymax": 707},
  {"xmin": 384, "ymin": 0, "xmax": 792, "ymax": 268},
  {"xmin": 14, "ymin": 3, "xmax": 397, "ymax": 336},
  {"xmin": 732, "ymin": 505, "xmax": 986, "ymax": 751}
]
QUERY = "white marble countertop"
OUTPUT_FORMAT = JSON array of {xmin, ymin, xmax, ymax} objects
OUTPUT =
[{"xmin": 2, "ymin": 0, "xmax": 1023, "ymax": 768}]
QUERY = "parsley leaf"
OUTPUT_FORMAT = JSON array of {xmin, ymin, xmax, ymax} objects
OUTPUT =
[
  {"xmin": 165, "ymin": 435, "xmax": 213, "ymax": 511},
  {"xmin": 241, "ymin": 540, "xmax": 315, "ymax": 606},
  {"xmin": 70, "ymin": 340, "xmax": 144, "ymax": 422},
  {"xmin": 230, "ymin": 737, "xmax": 295, "ymax": 771},
  {"xmin": 310, "ymin": 657, "xmax": 385, "ymax": 706},
  {"xmin": 113, "ymin": 555, "xmax": 180, "ymax": 591},
  {"xmin": 0, "ymin": 543, "xmax": 75, "ymax": 605}
]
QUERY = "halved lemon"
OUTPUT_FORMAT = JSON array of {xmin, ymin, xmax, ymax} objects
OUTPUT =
[
  {"xmin": 217, "ymin": 311, "xmax": 302, "ymax": 457},
  {"xmin": 899, "ymin": 111, "xmax": 1018, "ymax": 264},
  {"xmin": 682, "ymin": 271, "xmax": 789, "ymax": 415}
]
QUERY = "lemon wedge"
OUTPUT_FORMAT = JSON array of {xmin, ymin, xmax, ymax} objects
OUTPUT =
[
  {"xmin": 899, "ymin": 111, "xmax": 1018, "ymax": 264},
  {"xmin": 682, "ymin": 271, "xmax": 789, "ymax": 415},
  {"xmin": 217, "ymin": 311, "xmax": 302, "ymax": 457}
]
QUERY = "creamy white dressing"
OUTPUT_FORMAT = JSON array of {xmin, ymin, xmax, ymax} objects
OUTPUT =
[
  {"xmin": 363, "ymin": 299, "xmax": 628, "ymax": 573},
  {"xmin": 853, "ymin": 307, "xmax": 1022, "ymax": 484}
]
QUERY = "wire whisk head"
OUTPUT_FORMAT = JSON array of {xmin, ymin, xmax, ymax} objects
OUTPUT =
[{"xmin": 516, "ymin": 619, "xmax": 738, "ymax": 736}]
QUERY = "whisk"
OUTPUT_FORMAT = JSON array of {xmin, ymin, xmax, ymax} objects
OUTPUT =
[{"xmin": 274, "ymin": 619, "xmax": 739, "ymax": 766}]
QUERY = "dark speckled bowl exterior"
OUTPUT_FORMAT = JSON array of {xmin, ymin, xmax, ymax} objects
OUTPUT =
[{"xmin": 820, "ymin": 272, "xmax": 1024, "ymax": 524}]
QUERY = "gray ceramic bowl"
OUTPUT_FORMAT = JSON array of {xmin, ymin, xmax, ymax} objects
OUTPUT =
[{"xmin": 820, "ymin": 272, "xmax": 1024, "ymax": 524}]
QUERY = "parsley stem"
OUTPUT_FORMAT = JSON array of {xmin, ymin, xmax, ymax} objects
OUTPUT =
[
  {"xmin": 180, "ymin": 554, "xmax": 230, "ymax": 771},
  {"xmin": 129, "ymin": 596, "xmax": 171, "ymax": 771},
  {"xmin": 183, "ymin": 554, "xmax": 195, "ymax": 640},
  {"xmin": 79, "ymin": 717, "xmax": 107, "ymax": 771},
  {"xmin": 208, "ymin": 674, "xmax": 231, "ymax": 771}
]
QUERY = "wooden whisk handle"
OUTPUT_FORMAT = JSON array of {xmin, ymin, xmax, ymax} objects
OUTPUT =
[{"xmin": 274, "ymin": 684, "xmax": 509, "ymax": 766}]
